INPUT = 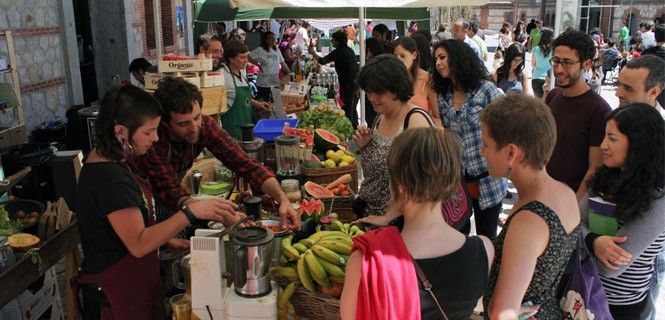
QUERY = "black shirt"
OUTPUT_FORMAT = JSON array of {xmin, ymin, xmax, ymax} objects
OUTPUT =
[
  {"xmin": 319, "ymin": 46, "xmax": 358, "ymax": 89},
  {"xmin": 76, "ymin": 162, "xmax": 149, "ymax": 273},
  {"xmin": 417, "ymin": 236, "xmax": 489, "ymax": 320}
]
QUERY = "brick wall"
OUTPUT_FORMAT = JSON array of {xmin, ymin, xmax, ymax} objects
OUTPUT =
[
  {"xmin": 134, "ymin": 0, "xmax": 185, "ymax": 61},
  {"xmin": 0, "ymin": 2, "xmax": 70, "ymax": 132}
]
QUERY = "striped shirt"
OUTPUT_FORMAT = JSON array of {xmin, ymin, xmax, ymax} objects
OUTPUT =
[
  {"xmin": 601, "ymin": 231, "xmax": 665, "ymax": 304},
  {"xmin": 582, "ymin": 194, "xmax": 665, "ymax": 305},
  {"xmin": 438, "ymin": 80, "xmax": 506, "ymax": 210}
]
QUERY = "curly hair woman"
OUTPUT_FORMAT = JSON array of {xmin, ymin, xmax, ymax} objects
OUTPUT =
[
  {"xmin": 582, "ymin": 103, "xmax": 665, "ymax": 320},
  {"xmin": 432, "ymin": 39, "xmax": 506, "ymax": 240}
]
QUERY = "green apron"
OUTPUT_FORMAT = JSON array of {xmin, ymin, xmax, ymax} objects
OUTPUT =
[{"xmin": 220, "ymin": 66, "xmax": 253, "ymax": 140}]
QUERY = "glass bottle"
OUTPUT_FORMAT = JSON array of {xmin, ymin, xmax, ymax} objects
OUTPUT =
[{"xmin": 281, "ymin": 179, "xmax": 302, "ymax": 203}]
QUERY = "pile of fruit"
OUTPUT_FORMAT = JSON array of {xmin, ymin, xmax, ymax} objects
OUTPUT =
[
  {"xmin": 273, "ymin": 221, "xmax": 365, "ymax": 319},
  {"xmin": 321, "ymin": 149, "xmax": 355, "ymax": 168}
]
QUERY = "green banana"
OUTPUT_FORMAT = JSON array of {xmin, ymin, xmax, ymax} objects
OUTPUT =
[
  {"xmin": 307, "ymin": 231, "xmax": 349, "ymax": 243},
  {"xmin": 298, "ymin": 238, "xmax": 316, "ymax": 248},
  {"xmin": 297, "ymin": 254, "xmax": 316, "ymax": 293},
  {"xmin": 304, "ymin": 250, "xmax": 331, "ymax": 288},
  {"xmin": 292, "ymin": 242, "xmax": 308, "ymax": 254},
  {"xmin": 279, "ymin": 281, "xmax": 298, "ymax": 310},
  {"xmin": 311, "ymin": 244, "xmax": 346, "ymax": 266},
  {"xmin": 318, "ymin": 235, "xmax": 353, "ymax": 246},
  {"xmin": 330, "ymin": 220, "xmax": 345, "ymax": 232},
  {"xmin": 317, "ymin": 240, "xmax": 352, "ymax": 255},
  {"xmin": 282, "ymin": 236, "xmax": 300, "ymax": 260},
  {"xmin": 342, "ymin": 223, "xmax": 351, "ymax": 234},
  {"xmin": 318, "ymin": 258, "xmax": 346, "ymax": 278},
  {"xmin": 271, "ymin": 266, "xmax": 299, "ymax": 281},
  {"xmin": 349, "ymin": 225, "xmax": 361, "ymax": 236}
]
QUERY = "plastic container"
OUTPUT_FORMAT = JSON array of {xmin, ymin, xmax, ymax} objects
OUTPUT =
[{"xmin": 253, "ymin": 118, "xmax": 299, "ymax": 142}]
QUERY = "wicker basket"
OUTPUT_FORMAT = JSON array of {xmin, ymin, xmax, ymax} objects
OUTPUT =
[
  {"xmin": 275, "ymin": 278, "xmax": 341, "ymax": 320},
  {"xmin": 302, "ymin": 162, "xmax": 359, "ymax": 193},
  {"xmin": 319, "ymin": 191, "xmax": 356, "ymax": 223}
]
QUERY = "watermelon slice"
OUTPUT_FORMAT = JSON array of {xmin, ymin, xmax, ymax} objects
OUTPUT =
[{"xmin": 304, "ymin": 181, "xmax": 334, "ymax": 199}]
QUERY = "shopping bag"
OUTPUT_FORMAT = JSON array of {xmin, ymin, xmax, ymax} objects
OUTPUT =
[{"xmin": 558, "ymin": 236, "xmax": 613, "ymax": 320}]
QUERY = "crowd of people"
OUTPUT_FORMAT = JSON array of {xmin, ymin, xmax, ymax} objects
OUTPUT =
[{"xmin": 86, "ymin": 16, "xmax": 665, "ymax": 320}]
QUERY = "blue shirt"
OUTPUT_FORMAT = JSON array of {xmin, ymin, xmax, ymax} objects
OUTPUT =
[
  {"xmin": 438, "ymin": 80, "xmax": 507, "ymax": 209},
  {"xmin": 531, "ymin": 46, "xmax": 552, "ymax": 80}
]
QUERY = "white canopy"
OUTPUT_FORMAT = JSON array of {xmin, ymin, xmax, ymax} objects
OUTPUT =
[{"xmin": 229, "ymin": 0, "xmax": 487, "ymax": 8}]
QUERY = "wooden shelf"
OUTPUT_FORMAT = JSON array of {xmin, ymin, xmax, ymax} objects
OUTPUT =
[
  {"xmin": 0, "ymin": 31, "xmax": 25, "ymax": 144},
  {"xmin": 0, "ymin": 222, "xmax": 80, "ymax": 308}
]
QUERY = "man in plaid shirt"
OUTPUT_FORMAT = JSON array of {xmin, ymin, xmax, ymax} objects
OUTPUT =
[{"xmin": 129, "ymin": 77, "xmax": 299, "ymax": 229}]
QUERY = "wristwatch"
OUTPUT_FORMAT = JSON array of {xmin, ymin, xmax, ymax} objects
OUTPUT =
[{"xmin": 181, "ymin": 205, "xmax": 197, "ymax": 224}]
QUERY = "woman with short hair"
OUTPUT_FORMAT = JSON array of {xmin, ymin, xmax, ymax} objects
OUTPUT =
[
  {"xmin": 341, "ymin": 128, "xmax": 494, "ymax": 320},
  {"xmin": 481, "ymin": 94, "xmax": 580, "ymax": 319}
]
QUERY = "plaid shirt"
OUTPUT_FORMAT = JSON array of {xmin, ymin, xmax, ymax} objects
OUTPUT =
[
  {"xmin": 128, "ymin": 115, "xmax": 274, "ymax": 211},
  {"xmin": 438, "ymin": 80, "xmax": 506, "ymax": 210}
]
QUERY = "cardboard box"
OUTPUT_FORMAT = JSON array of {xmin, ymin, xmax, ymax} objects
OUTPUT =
[
  {"xmin": 0, "ymin": 267, "xmax": 63, "ymax": 320},
  {"xmin": 201, "ymin": 72, "xmax": 225, "ymax": 88},
  {"xmin": 200, "ymin": 86, "xmax": 228, "ymax": 115},
  {"xmin": 9, "ymin": 125, "xmax": 26, "ymax": 146},
  {"xmin": 144, "ymin": 72, "xmax": 163, "ymax": 91},
  {"xmin": 158, "ymin": 58, "xmax": 212, "ymax": 73},
  {"xmin": 0, "ymin": 127, "xmax": 10, "ymax": 148},
  {"xmin": 182, "ymin": 73, "xmax": 201, "ymax": 90}
]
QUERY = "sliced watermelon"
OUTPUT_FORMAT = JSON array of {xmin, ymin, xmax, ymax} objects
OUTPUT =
[{"xmin": 304, "ymin": 181, "xmax": 334, "ymax": 199}]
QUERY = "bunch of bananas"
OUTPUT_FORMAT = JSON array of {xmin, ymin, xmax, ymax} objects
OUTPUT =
[{"xmin": 272, "ymin": 222, "xmax": 365, "ymax": 320}]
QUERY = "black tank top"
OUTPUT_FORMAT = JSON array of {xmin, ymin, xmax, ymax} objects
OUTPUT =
[{"xmin": 416, "ymin": 236, "xmax": 488, "ymax": 320}]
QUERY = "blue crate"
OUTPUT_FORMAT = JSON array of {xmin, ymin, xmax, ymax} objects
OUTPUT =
[{"xmin": 254, "ymin": 118, "xmax": 299, "ymax": 142}]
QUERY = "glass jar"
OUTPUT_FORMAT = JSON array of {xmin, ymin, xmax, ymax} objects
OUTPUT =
[
  {"xmin": 281, "ymin": 179, "xmax": 302, "ymax": 203},
  {"xmin": 0, "ymin": 236, "xmax": 16, "ymax": 272}
]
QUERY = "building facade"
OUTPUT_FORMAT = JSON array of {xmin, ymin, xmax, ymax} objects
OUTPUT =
[{"xmin": 0, "ymin": 0, "xmax": 189, "ymax": 136}]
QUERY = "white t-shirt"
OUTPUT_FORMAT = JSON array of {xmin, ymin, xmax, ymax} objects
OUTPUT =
[
  {"xmin": 222, "ymin": 65, "xmax": 249, "ymax": 107},
  {"xmin": 250, "ymin": 47, "xmax": 285, "ymax": 88},
  {"xmin": 295, "ymin": 27, "xmax": 309, "ymax": 51}
]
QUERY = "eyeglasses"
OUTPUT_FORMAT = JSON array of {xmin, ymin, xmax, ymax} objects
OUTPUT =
[{"xmin": 550, "ymin": 57, "xmax": 580, "ymax": 69}]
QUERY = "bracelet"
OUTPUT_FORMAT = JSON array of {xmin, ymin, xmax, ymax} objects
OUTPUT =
[{"xmin": 181, "ymin": 205, "xmax": 197, "ymax": 224}]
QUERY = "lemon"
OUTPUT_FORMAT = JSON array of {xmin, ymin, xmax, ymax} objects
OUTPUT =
[
  {"xmin": 335, "ymin": 150, "xmax": 345, "ymax": 156},
  {"xmin": 326, "ymin": 150, "xmax": 335, "ymax": 159},
  {"xmin": 320, "ymin": 161, "xmax": 327, "ymax": 167},
  {"xmin": 331, "ymin": 153, "xmax": 343, "ymax": 163},
  {"xmin": 341, "ymin": 155, "xmax": 355, "ymax": 164},
  {"xmin": 339, "ymin": 161, "xmax": 350, "ymax": 167},
  {"xmin": 324, "ymin": 159, "xmax": 336, "ymax": 168}
]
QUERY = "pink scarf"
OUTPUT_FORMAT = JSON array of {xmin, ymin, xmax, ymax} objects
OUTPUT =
[{"xmin": 352, "ymin": 226, "xmax": 421, "ymax": 320}]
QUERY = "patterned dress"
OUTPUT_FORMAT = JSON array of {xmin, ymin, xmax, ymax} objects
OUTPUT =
[{"xmin": 483, "ymin": 201, "xmax": 578, "ymax": 319}]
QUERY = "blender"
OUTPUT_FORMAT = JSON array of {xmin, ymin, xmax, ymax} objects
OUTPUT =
[
  {"xmin": 274, "ymin": 135, "xmax": 301, "ymax": 182},
  {"xmin": 230, "ymin": 226, "xmax": 274, "ymax": 297}
]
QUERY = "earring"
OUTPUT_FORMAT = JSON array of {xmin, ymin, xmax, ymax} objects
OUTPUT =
[
  {"xmin": 507, "ymin": 166, "xmax": 512, "ymax": 180},
  {"xmin": 122, "ymin": 139, "xmax": 134, "ymax": 157}
]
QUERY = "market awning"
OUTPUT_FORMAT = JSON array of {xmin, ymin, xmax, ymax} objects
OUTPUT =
[
  {"xmin": 228, "ymin": 0, "xmax": 488, "ymax": 8},
  {"xmin": 195, "ymin": 0, "xmax": 432, "ymax": 21}
]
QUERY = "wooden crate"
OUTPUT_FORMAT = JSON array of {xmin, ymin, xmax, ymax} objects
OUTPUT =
[{"xmin": 201, "ymin": 86, "xmax": 228, "ymax": 115}]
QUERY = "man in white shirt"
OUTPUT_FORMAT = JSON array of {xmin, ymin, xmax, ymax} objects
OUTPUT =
[
  {"xmin": 294, "ymin": 21, "xmax": 310, "ymax": 52},
  {"xmin": 452, "ymin": 19, "xmax": 482, "ymax": 60},
  {"xmin": 615, "ymin": 55, "xmax": 665, "ymax": 118}
]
